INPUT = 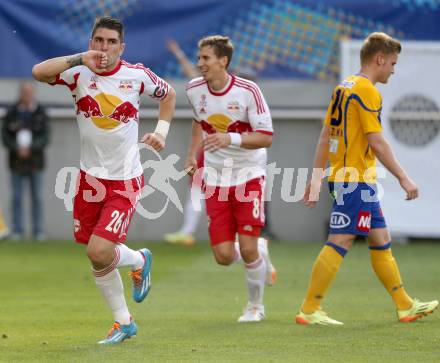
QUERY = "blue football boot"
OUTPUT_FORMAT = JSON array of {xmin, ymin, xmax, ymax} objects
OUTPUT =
[
  {"xmin": 129, "ymin": 248, "xmax": 152, "ymax": 303},
  {"xmin": 98, "ymin": 320, "xmax": 138, "ymax": 345}
]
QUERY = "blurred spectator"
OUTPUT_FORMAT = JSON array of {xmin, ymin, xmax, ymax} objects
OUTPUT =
[
  {"xmin": 0, "ymin": 205, "xmax": 9, "ymax": 240},
  {"xmin": 164, "ymin": 39, "xmax": 202, "ymax": 246},
  {"xmin": 167, "ymin": 39, "xmax": 199, "ymax": 79},
  {"xmin": 2, "ymin": 81, "xmax": 50, "ymax": 240},
  {"xmin": 163, "ymin": 39, "xmax": 278, "ymax": 245}
]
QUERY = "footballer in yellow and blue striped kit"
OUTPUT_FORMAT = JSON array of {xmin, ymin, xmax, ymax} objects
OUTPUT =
[
  {"xmin": 296, "ymin": 32, "xmax": 438, "ymax": 325},
  {"xmin": 325, "ymin": 74, "xmax": 386, "ymax": 236}
]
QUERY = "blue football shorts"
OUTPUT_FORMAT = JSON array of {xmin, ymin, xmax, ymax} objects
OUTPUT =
[{"xmin": 328, "ymin": 182, "xmax": 387, "ymax": 236}]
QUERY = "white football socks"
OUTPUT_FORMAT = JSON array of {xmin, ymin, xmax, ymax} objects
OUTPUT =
[
  {"xmin": 181, "ymin": 192, "xmax": 204, "ymax": 235},
  {"xmin": 93, "ymin": 267, "xmax": 131, "ymax": 325},
  {"xmin": 244, "ymin": 256, "xmax": 266, "ymax": 305},
  {"xmin": 257, "ymin": 237, "xmax": 269, "ymax": 259},
  {"xmin": 115, "ymin": 243, "xmax": 144, "ymax": 270},
  {"xmin": 234, "ymin": 237, "xmax": 267, "ymax": 264}
]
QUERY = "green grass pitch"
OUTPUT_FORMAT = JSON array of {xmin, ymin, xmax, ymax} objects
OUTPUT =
[{"xmin": 0, "ymin": 240, "xmax": 439, "ymax": 362}]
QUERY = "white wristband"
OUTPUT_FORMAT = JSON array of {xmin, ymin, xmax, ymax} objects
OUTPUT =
[
  {"xmin": 154, "ymin": 119, "xmax": 170, "ymax": 139},
  {"xmin": 228, "ymin": 133, "xmax": 242, "ymax": 147}
]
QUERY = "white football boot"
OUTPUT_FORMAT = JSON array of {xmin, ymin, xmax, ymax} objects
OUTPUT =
[{"xmin": 238, "ymin": 302, "xmax": 265, "ymax": 322}]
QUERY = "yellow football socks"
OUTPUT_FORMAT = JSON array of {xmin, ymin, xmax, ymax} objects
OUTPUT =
[
  {"xmin": 301, "ymin": 243, "xmax": 346, "ymax": 314},
  {"xmin": 370, "ymin": 244, "xmax": 412, "ymax": 310}
]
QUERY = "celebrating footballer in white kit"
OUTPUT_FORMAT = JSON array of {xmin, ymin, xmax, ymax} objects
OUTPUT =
[
  {"xmin": 32, "ymin": 16, "xmax": 176, "ymax": 344},
  {"xmin": 185, "ymin": 35, "xmax": 276, "ymax": 323}
]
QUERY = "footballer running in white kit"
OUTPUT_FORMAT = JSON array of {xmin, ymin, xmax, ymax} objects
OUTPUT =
[{"xmin": 185, "ymin": 35, "xmax": 276, "ymax": 323}]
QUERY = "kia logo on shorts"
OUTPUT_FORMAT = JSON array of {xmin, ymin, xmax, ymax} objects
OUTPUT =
[{"xmin": 330, "ymin": 212, "xmax": 351, "ymax": 228}]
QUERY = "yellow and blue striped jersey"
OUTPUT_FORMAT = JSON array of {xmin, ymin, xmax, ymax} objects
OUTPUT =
[{"xmin": 324, "ymin": 74, "xmax": 382, "ymax": 183}]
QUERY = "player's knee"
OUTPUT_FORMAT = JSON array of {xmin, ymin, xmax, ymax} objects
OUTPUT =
[
  {"xmin": 86, "ymin": 244, "xmax": 113, "ymax": 267},
  {"xmin": 328, "ymin": 235, "xmax": 355, "ymax": 250},
  {"xmin": 334, "ymin": 239, "xmax": 354, "ymax": 250},
  {"xmin": 341, "ymin": 239, "xmax": 354, "ymax": 249},
  {"xmin": 86, "ymin": 247, "xmax": 101, "ymax": 265},
  {"xmin": 239, "ymin": 245, "xmax": 258, "ymax": 263},
  {"xmin": 216, "ymin": 258, "xmax": 231, "ymax": 266},
  {"xmin": 214, "ymin": 253, "xmax": 233, "ymax": 266}
]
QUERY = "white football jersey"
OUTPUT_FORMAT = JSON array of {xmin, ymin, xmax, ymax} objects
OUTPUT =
[
  {"xmin": 186, "ymin": 74, "xmax": 273, "ymax": 186},
  {"xmin": 51, "ymin": 60, "xmax": 170, "ymax": 180}
]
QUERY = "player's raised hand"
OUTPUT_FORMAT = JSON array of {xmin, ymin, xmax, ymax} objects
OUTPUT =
[
  {"xmin": 82, "ymin": 50, "xmax": 108, "ymax": 73},
  {"xmin": 203, "ymin": 133, "xmax": 230, "ymax": 152},
  {"xmin": 184, "ymin": 155, "xmax": 198, "ymax": 176},
  {"xmin": 141, "ymin": 132, "xmax": 165, "ymax": 152},
  {"xmin": 166, "ymin": 39, "xmax": 181, "ymax": 55},
  {"xmin": 399, "ymin": 176, "xmax": 418, "ymax": 200}
]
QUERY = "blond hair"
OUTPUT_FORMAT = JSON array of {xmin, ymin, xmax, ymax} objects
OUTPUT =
[{"xmin": 360, "ymin": 32, "xmax": 401, "ymax": 65}]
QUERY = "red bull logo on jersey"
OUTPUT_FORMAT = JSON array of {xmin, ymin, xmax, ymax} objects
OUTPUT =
[
  {"xmin": 109, "ymin": 101, "xmax": 138, "ymax": 123},
  {"xmin": 75, "ymin": 95, "xmax": 104, "ymax": 118},
  {"xmin": 202, "ymin": 115, "xmax": 252, "ymax": 135},
  {"xmin": 75, "ymin": 93, "xmax": 138, "ymax": 130},
  {"xmin": 227, "ymin": 121, "xmax": 253, "ymax": 134},
  {"xmin": 200, "ymin": 120, "xmax": 217, "ymax": 134}
]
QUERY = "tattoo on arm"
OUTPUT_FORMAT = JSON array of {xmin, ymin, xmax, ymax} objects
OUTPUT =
[{"xmin": 66, "ymin": 54, "xmax": 83, "ymax": 68}]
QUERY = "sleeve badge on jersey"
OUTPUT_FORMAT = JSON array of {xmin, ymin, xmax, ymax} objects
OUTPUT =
[{"xmin": 153, "ymin": 85, "xmax": 166, "ymax": 99}]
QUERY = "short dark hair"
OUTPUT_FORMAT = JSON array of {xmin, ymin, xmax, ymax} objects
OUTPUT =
[
  {"xmin": 91, "ymin": 16, "xmax": 124, "ymax": 42},
  {"xmin": 360, "ymin": 32, "xmax": 401, "ymax": 65},
  {"xmin": 198, "ymin": 35, "xmax": 234, "ymax": 68}
]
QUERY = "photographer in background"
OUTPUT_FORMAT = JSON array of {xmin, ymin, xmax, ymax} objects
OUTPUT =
[{"xmin": 2, "ymin": 81, "xmax": 50, "ymax": 241}]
